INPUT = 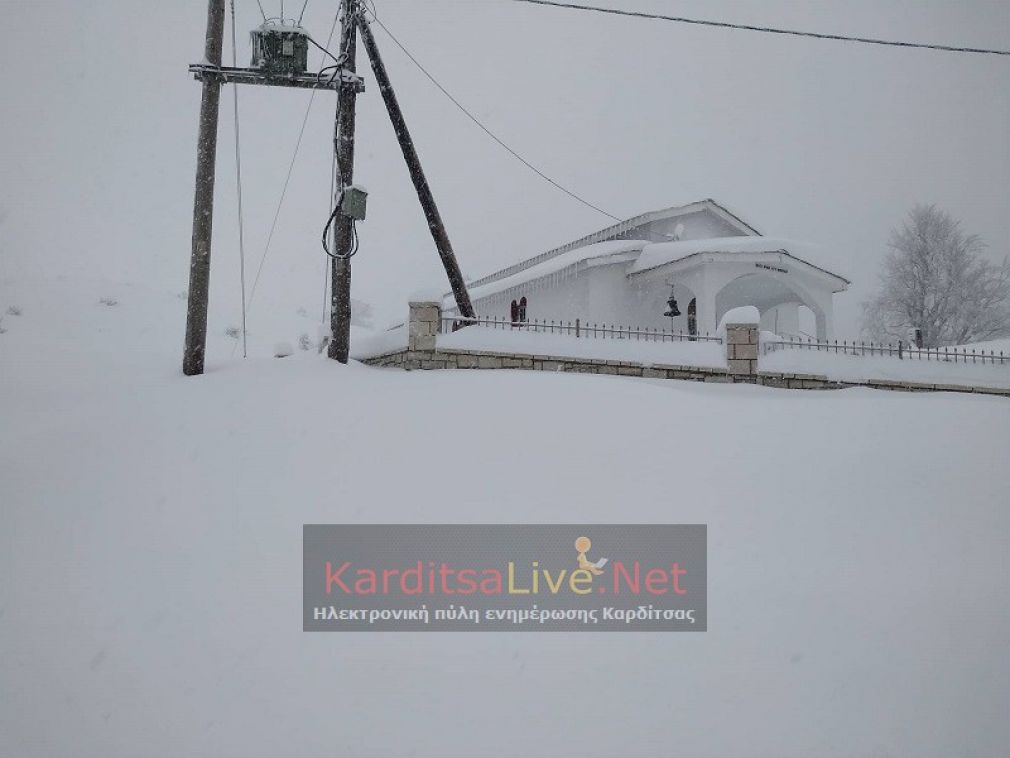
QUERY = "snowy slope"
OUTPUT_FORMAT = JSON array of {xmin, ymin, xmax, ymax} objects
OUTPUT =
[
  {"xmin": 762, "ymin": 345, "xmax": 1010, "ymax": 388},
  {"xmin": 954, "ymin": 337, "xmax": 1010, "ymax": 354},
  {"xmin": 1, "ymin": 277, "xmax": 1010, "ymax": 758}
]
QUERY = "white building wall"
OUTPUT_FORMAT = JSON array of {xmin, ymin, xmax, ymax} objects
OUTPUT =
[
  {"xmin": 645, "ymin": 210, "xmax": 748, "ymax": 243},
  {"xmin": 470, "ymin": 264, "xmax": 692, "ymax": 331},
  {"xmin": 761, "ymin": 303, "xmax": 801, "ymax": 336},
  {"xmin": 467, "ymin": 261, "xmax": 840, "ymax": 338},
  {"xmin": 471, "ymin": 268, "xmax": 591, "ymax": 322},
  {"xmin": 580, "ymin": 266, "xmax": 687, "ymax": 330},
  {"xmin": 463, "ymin": 242, "xmax": 840, "ymax": 339}
]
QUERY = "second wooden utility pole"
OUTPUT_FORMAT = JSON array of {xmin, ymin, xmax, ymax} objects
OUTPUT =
[
  {"xmin": 328, "ymin": 0, "xmax": 361, "ymax": 363},
  {"xmin": 357, "ymin": 16, "xmax": 475, "ymax": 320},
  {"xmin": 183, "ymin": 0, "xmax": 226, "ymax": 376}
]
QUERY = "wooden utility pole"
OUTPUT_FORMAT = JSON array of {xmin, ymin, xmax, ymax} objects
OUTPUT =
[
  {"xmin": 357, "ymin": 17, "xmax": 475, "ymax": 319},
  {"xmin": 328, "ymin": 0, "xmax": 361, "ymax": 363},
  {"xmin": 181, "ymin": 2, "xmax": 474, "ymax": 369},
  {"xmin": 183, "ymin": 0, "xmax": 226, "ymax": 376}
]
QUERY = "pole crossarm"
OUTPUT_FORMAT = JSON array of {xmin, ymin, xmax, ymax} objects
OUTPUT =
[{"xmin": 189, "ymin": 63, "xmax": 365, "ymax": 92}]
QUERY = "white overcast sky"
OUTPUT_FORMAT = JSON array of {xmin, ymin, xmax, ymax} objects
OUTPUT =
[{"xmin": 1, "ymin": 0, "xmax": 1008, "ymax": 334}]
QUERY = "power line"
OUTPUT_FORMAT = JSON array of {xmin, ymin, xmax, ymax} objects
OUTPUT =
[
  {"xmin": 370, "ymin": 16, "xmax": 623, "ymax": 223},
  {"xmin": 229, "ymin": 0, "xmax": 249, "ymax": 358},
  {"xmin": 513, "ymin": 0, "xmax": 1010, "ymax": 57}
]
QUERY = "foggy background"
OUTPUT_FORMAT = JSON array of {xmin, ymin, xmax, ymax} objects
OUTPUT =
[{"xmin": 1, "ymin": 0, "xmax": 1008, "ymax": 340}]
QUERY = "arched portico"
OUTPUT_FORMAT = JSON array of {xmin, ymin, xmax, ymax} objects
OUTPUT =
[{"xmin": 713, "ymin": 273, "xmax": 833, "ymax": 340}]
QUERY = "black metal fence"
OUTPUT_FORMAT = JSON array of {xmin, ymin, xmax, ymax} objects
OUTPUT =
[
  {"xmin": 763, "ymin": 336, "xmax": 1009, "ymax": 365},
  {"xmin": 440, "ymin": 315, "xmax": 723, "ymax": 344}
]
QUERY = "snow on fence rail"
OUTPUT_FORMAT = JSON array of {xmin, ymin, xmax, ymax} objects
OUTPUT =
[
  {"xmin": 441, "ymin": 315, "xmax": 723, "ymax": 344},
  {"xmin": 763, "ymin": 337, "xmax": 1009, "ymax": 366}
]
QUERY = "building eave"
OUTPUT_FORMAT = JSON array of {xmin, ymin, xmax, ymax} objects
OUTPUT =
[
  {"xmin": 628, "ymin": 249, "xmax": 850, "ymax": 291},
  {"xmin": 444, "ymin": 247, "xmax": 643, "ymax": 312}
]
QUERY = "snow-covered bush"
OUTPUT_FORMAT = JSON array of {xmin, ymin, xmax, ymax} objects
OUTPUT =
[
  {"xmin": 6, "ymin": 305, "xmax": 22, "ymax": 316},
  {"xmin": 99, "ymin": 297, "xmax": 118, "ymax": 307}
]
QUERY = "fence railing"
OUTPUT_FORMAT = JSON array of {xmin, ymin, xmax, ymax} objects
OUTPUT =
[
  {"xmin": 763, "ymin": 336, "xmax": 1009, "ymax": 366},
  {"xmin": 440, "ymin": 315, "xmax": 723, "ymax": 344}
]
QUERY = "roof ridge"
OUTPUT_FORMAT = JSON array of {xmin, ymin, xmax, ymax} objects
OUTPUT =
[{"xmin": 464, "ymin": 199, "xmax": 757, "ymax": 290}]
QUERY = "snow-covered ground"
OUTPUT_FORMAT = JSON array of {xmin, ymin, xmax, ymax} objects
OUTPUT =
[
  {"xmin": 762, "ymin": 343, "xmax": 1010, "ymax": 389},
  {"xmin": 953, "ymin": 336, "xmax": 1010, "ymax": 354},
  {"xmin": 2, "ymin": 277, "xmax": 1010, "ymax": 757}
]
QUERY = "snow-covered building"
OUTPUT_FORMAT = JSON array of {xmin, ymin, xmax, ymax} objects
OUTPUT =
[{"xmin": 446, "ymin": 200, "xmax": 849, "ymax": 339}]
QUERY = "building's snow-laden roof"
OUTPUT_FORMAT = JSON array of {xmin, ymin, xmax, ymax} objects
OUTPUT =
[
  {"xmin": 459, "ymin": 240, "xmax": 647, "ymax": 304},
  {"xmin": 448, "ymin": 200, "xmax": 850, "ymax": 305},
  {"xmin": 464, "ymin": 199, "xmax": 758, "ymax": 292},
  {"xmin": 630, "ymin": 236, "xmax": 835, "ymax": 275},
  {"xmin": 451, "ymin": 237, "xmax": 848, "ymax": 305}
]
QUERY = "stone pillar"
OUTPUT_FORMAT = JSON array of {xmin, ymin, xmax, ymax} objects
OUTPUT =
[
  {"xmin": 408, "ymin": 301, "xmax": 441, "ymax": 352},
  {"xmin": 726, "ymin": 322, "xmax": 759, "ymax": 377}
]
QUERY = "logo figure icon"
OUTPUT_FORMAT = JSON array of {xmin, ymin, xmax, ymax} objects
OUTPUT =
[{"xmin": 575, "ymin": 536, "xmax": 608, "ymax": 577}]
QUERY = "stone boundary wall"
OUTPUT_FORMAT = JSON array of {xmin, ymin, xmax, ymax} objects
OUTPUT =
[
  {"xmin": 362, "ymin": 347, "xmax": 1010, "ymax": 397},
  {"xmin": 365, "ymin": 347, "xmax": 736, "ymax": 383},
  {"xmin": 362, "ymin": 302, "xmax": 1010, "ymax": 398}
]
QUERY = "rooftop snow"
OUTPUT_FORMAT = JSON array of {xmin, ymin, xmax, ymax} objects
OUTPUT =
[
  {"xmin": 256, "ymin": 21, "xmax": 308, "ymax": 34},
  {"xmin": 465, "ymin": 199, "xmax": 760, "ymax": 291},
  {"xmin": 447, "ymin": 240, "xmax": 648, "ymax": 306},
  {"xmin": 629, "ymin": 236, "xmax": 828, "ymax": 275}
]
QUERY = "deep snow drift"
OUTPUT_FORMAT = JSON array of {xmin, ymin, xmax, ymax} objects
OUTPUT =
[{"xmin": 2, "ymin": 277, "xmax": 1009, "ymax": 758}]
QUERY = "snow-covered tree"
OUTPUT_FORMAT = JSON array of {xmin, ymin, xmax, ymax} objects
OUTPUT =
[{"xmin": 863, "ymin": 205, "xmax": 1010, "ymax": 347}]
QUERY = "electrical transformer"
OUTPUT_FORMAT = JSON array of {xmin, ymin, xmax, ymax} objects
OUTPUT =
[{"xmin": 250, "ymin": 21, "xmax": 309, "ymax": 77}]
